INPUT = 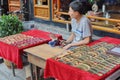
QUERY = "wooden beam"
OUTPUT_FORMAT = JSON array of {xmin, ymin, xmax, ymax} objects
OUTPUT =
[{"xmin": 92, "ymin": 25, "xmax": 120, "ymax": 34}]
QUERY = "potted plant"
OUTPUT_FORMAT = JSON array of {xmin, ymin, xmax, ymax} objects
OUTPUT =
[{"xmin": 0, "ymin": 14, "xmax": 24, "ymax": 37}]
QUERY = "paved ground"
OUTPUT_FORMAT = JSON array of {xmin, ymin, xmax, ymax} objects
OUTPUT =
[{"xmin": 0, "ymin": 63, "xmax": 26, "ymax": 80}]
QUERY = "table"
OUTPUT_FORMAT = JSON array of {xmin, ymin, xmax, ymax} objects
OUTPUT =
[
  {"xmin": 0, "ymin": 29, "xmax": 62, "ymax": 69},
  {"xmin": 24, "ymin": 44, "xmax": 64, "ymax": 80},
  {"xmin": 44, "ymin": 37, "xmax": 120, "ymax": 80}
]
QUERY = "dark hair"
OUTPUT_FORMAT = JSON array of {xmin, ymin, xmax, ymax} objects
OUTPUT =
[{"xmin": 69, "ymin": 0, "xmax": 87, "ymax": 14}]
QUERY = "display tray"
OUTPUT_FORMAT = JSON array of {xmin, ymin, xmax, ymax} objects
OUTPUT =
[
  {"xmin": 105, "ymin": 69, "xmax": 120, "ymax": 80},
  {"xmin": 107, "ymin": 46, "xmax": 120, "ymax": 56}
]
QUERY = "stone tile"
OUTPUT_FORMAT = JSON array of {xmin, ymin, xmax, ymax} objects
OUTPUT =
[
  {"xmin": 0, "ymin": 63, "xmax": 11, "ymax": 80},
  {"xmin": 0, "ymin": 68, "xmax": 9, "ymax": 80},
  {"xmin": 9, "ymin": 75, "xmax": 25, "ymax": 80},
  {"xmin": 0, "ymin": 63, "xmax": 26, "ymax": 80}
]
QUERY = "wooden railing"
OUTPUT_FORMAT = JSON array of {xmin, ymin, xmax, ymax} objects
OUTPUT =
[{"xmin": 87, "ymin": 16, "xmax": 120, "ymax": 34}]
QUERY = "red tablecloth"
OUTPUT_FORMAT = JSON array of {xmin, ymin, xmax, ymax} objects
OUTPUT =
[
  {"xmin": 0, "ymin": 29, "xmax": 62, "ymax": 68},
  {"xmin": 44, "ymin": 37, "xmax": 120, "ymax": 80}
]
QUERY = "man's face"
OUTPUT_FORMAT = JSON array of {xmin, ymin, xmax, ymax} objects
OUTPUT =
[{"xmin": 68, "ymin": 7, "xmax": 79, "ymax": 19}]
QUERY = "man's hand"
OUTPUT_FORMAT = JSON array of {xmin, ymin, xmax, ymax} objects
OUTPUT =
[
  {"xmin": 59, "ymin": 40, "xmax": 67, "ymax": 47},
  {"xmin": 63, "ymin": 44, "xmax": 72, "ymax": 50}
]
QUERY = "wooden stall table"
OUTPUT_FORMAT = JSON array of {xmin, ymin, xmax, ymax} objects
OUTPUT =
[
  {"xmin": 0, "ymin": 29, "xmax": 62, "ymax": 76},
  {"xmin": 24, "ymin": 44, "xmax": 64, "ymax": 80},
  {"xmin": 44, "ymin": 37, "xmax": 120, "ymax": 80}
]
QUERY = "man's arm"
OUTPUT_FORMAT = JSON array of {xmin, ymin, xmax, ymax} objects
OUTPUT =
[{"xmin": 65, "ymin": 32, "xmax": 75, "ymax": 44}]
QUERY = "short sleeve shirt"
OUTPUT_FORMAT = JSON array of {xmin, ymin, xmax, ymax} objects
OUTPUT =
[{"xmin": 71, "ymin": 16, "xmax": 92, "ymax": 43}]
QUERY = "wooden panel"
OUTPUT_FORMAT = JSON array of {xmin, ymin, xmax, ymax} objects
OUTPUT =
[
  {"xmin": 28, "ymin": 54, "xmax": 46, "ymax": 69},
  {"xmin": 9, "ymin": 6, "xmax": 20, "ymax": 12},
  {"xmin": 8, "ymin": 0, "xmax": 20, "ymax": 12},
  {"xmin": 34, "ymin": 7, "xmax": 49, "ymax": 17},
  {"xmin": 9, "ymin": 0, "xmax": 20, "ymax": 4}
]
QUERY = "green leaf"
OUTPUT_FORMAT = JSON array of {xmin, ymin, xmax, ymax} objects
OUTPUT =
[{"xmin": 0, "ymin": 14, "xmax": 24, "ymax": 37}]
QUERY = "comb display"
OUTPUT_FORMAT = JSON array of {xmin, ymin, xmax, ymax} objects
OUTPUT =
[
  {"xmin": 54, "ymin": 42, "xmax": 120, "ymax": 76},
  {"xmin": 0, "ymin": 34, "xmax": 45, "ymax": 48}
]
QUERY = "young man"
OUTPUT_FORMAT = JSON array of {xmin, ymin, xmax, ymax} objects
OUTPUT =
[{"xmin": 63, "ymin": 0, "xmax": 92, "ymax": 50}]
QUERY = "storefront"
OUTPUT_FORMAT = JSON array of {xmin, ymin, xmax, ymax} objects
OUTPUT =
[{"xmin": 5, "ymin": 0, "xmax": 120, "ymax": 35}]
